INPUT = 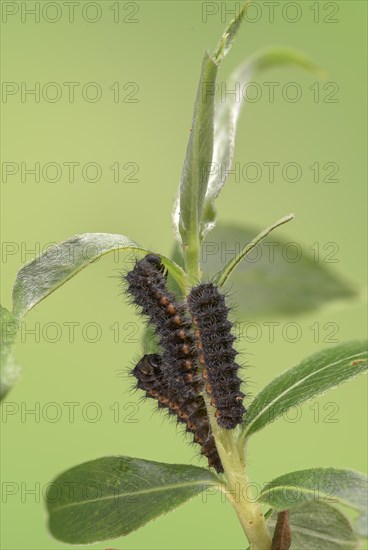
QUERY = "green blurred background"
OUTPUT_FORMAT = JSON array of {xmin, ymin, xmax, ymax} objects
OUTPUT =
[{"xmin": 1, "ymin": 1, "xmax": 367, "ymax": 548}]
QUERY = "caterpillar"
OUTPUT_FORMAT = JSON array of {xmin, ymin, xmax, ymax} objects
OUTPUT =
[
  {"xmin": 124, "ymin": 254, "xmax": 201, "ymax": 400},
  {"xmin": 124, "ymin": 254, "xmax": 244, "ymax": 470},
  {"xmin": 187, "ymin": 283, "xmax": 246, "ymax": 430},
  {"xmin": 133, "ymin": 354, "xmax": 223, "ymax": 473},
  {"xmin": 125, "ymin": 255, "xmax": 223, "ymax": 470}
]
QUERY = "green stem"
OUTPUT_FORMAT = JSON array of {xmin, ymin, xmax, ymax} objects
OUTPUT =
[
  {"xmin": 185, "ymin": 236, "xmax": 271, "ymax": 550},
  {"xmin": 183, "ymin": 240, "xmax": 202, "ymax": 286},
  {"xmin": 203, "ymin": 394, "xmax": 272, "ymax": 550}
]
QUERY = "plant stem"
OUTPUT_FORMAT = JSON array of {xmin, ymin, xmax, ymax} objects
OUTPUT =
[
  {"xmin": 185, "ymin": 236, "xmax": 271, "ymax": 550},
  {"xmin": 204, "ymin": 395, "xmax": 272, "ymax": 550},
  {"xmin": 183, "ymin": 241, "xmax": 202, "ymax": 286}
]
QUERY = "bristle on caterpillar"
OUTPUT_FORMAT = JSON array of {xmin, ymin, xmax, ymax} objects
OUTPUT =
[
  {"xmin": 124, "ymin": 254, "xmax": 201, "ymax": 401},
  {"xmin": 188, "ymin": 283, "xmax": 246, "ymax": 430},
  {"xmin": 124, "ymin": 255, "xmax": 223, "ymax": 471},
  {"xmin": 133, "ymin": 354, "xmax": 223, "ymax": 473}
]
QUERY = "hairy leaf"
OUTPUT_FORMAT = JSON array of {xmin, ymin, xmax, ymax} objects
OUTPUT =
[
  {"xmin": 12, "ymin": 233, "xmax": 187, "ymax": 319},
  {"xmin": 47, "ymin": 456, "xmax": 219, "ymax": 544},
  {"xmin": 174, "ymin": 52, "xmax": 217, "ymax": 252},
  {"xmin": 213, "ymin": 215, "xmax": 294, "ymax": 287},
  {"xmin": 240, "ymin": 341, "xmax": 367, "ymax": 440},
  {"xmin": 201, "ymin": 223, "xmax": 358, "ymax": 318},
  {"xmin": 173, "ymin": 3, "xmax": 249, "ymax": 258},
  {"xmin": 259, "ymin": 468, "xmax": 368, "ymax": 517},
  {"xmin": 201, "ymin": 48, "xmax": 324, "ymax": 238},
  {"xmin": 0, "ymin": 305, "xmax": 21, "ymax": 400},
  {"xmin": 267, "ymin": 502, "xmax": 358, "ymax": 550},
  {"xmin": 354, "ymin": 513, "xmax": 368, "ymax": 539},
  {"xmin": 212, "ymin": 1, "xmax": 249, "ymax": 64}
]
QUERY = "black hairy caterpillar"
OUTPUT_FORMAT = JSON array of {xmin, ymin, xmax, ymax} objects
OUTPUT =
[
  {"xmin": 124, "ymin": 254, "xmax": 203, "ymax": 406},
  {"xmin": 187, "ymin": 283, "xmax": 246, "ymax": 430},
  {"xmin": 133, "ymin": 354, "xmax": 223, "ymax": 473}
]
